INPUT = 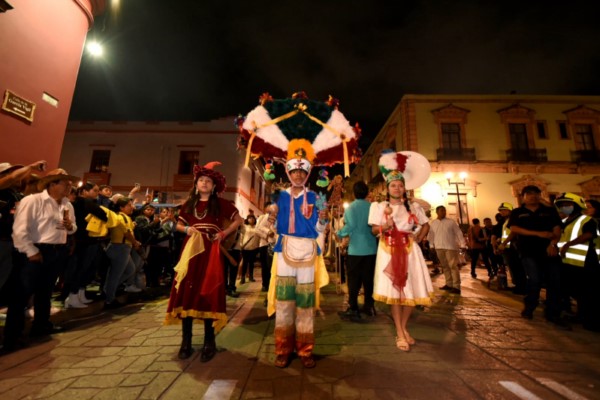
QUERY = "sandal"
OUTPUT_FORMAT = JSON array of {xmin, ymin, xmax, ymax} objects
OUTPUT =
[
  {"xmin": 274, "ymin": 354, "xmax": 290, "ymax": 368},
  {"xmin": 300, "ymin": 355, "xmax": 316, "ymax": 368},
  {"xmin": 395, "ymin": 336, "xmax": 410, "ymax": 352},
  {"xmin": 403, "ymin": 331, "xmax": 416, "ymax": 345}
]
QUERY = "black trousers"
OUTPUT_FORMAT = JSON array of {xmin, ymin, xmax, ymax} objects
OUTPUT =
[
  {"xmin": 4, "ymin": 244, "xmax": 68, "ymax": 345},
  {"xmin": 346, "ymin": 254, "xmax": 376, "ymax": 311},
  {"xmin": 146, "ymin": 246, "xmax": 171, "ymax": 287},
  {"xmin": 503, "ymin": 247, "xmax": 526, "ymax": 290},
  {"xmin": 258, "ymin": 245, "xmax": 272, "ymax": 290},
  {"xmin": 241, "ymin": 249, "xmax": 257, "ymax": 279},
  {"xmin": 223, "ymin": 249, "xmax": 241, "ymax": 291},
  {"xmin": 470, "ymin": 248, "xmax": 491, "ymax": 276}
]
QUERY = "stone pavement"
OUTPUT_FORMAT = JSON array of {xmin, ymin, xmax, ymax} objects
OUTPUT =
[{"xmin": 1, "ymin": 266, "xmax": 600, "ymax": 399}]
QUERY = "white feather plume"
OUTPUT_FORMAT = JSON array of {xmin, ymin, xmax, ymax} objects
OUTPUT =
[
  {"xmin": 242, "ymin": 105, "xmax": 289, "ymax": 152},
  {"xmin": 378, "ymin": 151, "xmax": 398, "ymax": 171},
  {"xmin": 312, "ymin": 110, "xmax": 355, "ymax": 153}
]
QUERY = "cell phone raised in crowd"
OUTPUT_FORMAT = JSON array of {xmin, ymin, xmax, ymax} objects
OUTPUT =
[{"xmin": 135, "ymin": 182, "xmax": 141, "ymax": 188}]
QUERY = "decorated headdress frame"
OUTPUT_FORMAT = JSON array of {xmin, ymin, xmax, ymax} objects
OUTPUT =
[{"xmin": 236, "ymin": 92, "xmax": 361, "ymax": 177}]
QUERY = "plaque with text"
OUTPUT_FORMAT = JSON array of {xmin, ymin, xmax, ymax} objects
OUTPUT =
[{"xmin": 2, "ymin": 90, "xmax": 36, "ymax": 122}]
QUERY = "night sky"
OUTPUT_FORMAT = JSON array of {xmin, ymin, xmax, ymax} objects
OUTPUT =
[{"xmin": 69, "ymin": 0, "xmax": 600, "ymax": 145}]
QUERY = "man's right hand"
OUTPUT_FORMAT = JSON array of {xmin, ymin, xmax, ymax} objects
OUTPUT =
[{"xmin": 30, "ymin": 160, "xmax": 47, "ymax": 172}]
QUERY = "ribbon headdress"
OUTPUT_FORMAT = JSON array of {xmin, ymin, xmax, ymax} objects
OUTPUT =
[{"xmin": 236, "ymin": 92, "xmax": 361, "ymax": 178}]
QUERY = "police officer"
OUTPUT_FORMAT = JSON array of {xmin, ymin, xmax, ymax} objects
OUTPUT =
[
  {"xmin": 555, "ymin": 193, "xmax": 598, "ymax": 323},
  {"xmin": 493, "ymin": 202, "xmax": 526, "ymax": 294},
  {"xmin": 507, "ymin": 185, "xmax": 569, "ymax": 328}
]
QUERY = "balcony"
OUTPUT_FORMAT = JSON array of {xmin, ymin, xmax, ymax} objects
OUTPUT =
[
  {"xmin": 173, "ymin": 174, "xmax": 195, "ymax": 191},
  {"xmin": 505, "ymin": 148, "xmax": 547, "ymax": 162},
  {"xmin": 82, "ymin": 172, "xmax": 111, "ymax": 186},
  {"xmin": 436, "ymin": 147, "xmax": 476, "ymax": 161},
  {"xmin": 571, "ymin": 149, "xmax": 600, "ymax": 163}
]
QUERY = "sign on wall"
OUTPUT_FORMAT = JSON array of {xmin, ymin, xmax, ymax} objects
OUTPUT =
[{"xmin": 2, "ymin": 90, "xmax": 36, "ymax": 122}]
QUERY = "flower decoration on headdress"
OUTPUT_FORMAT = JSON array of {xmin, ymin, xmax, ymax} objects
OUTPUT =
[
  {"xmin": 316, "ymin": 169, "xmax": 330, "ymax": 187},
  {"xmin": 259, "ymin": 92, "xmax": 274, "ymax": 105},
  {"xmin": 236, "ymin": 92, "xmax": 361, "ymax": 177},
  {"xmin": 379, "ymin": 149, "xmax": 408, "ymax": 184},
  {"xmin": 263, "ymin": 160, "xmax": 275, "ymax": 181},
  {"xmin": 326, "ymin": 95, "xmax": 339, "ymax": 108},
  {"xmin": 233, "ymin": 114, "xmax": 245, "ymax": 129}
]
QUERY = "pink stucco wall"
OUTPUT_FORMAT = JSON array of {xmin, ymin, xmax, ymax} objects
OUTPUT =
[{"xmin": 0, "ymin": 0, "xmax": 105, "ymax": 168}]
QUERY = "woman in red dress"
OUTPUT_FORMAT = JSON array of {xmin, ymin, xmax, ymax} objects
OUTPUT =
[{"xmin": 165, "ymin": 162, "xmax": 243, "ymax": 362}]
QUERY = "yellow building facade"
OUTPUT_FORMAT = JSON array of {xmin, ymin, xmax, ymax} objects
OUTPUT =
[{"xmin": 348, "ymin": 94, "xmax": 600, "ymax": 225}]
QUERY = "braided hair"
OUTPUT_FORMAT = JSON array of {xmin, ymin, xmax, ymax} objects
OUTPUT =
[{"xmin": 386, "ymin": 188, "xmax": 417, "ymax": 231}]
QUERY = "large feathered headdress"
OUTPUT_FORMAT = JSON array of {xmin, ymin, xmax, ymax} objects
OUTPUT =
[
  {"xmin": 236, "ymin": 92, "xmax": 361, "ymax": 177},
  {"xmin": 378, "ymin": 149, "xmax": 431, "ymax": 190}
]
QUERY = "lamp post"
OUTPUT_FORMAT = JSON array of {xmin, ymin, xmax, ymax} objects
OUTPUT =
[{"xmin": 445, "ymin": 172, "xmax": 467, "ymax": 225}]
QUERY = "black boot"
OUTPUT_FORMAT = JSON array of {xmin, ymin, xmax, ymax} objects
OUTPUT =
[
  {"xmin": 178, "ymin": 318, "xmax": 193, "ymax": 359},
  {"xmin": 200, "ymin": 319, "xmax": 217, "ymax": 362}
]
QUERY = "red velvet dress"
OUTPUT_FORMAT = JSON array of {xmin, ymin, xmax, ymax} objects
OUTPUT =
[{"xmin": 164, "ymin": 198, "xmax": 239, "ymax": 332}]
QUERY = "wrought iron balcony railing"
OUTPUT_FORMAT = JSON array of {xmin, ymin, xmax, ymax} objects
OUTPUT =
[
  {"xmin": 436, "ymin": 147, "xmax": 476, "ymax": 161},
  {"xmin": 505, "ymin": 148, "xmax": 547, "ymax": 162},
  {"xmin": 570, "ymin": 149, "xmax": 600, "ymax": 163}
]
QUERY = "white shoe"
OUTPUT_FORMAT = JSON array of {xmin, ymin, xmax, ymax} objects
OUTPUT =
[
  {"xmin": 78, "ymin": 289, "xmax": 93, "ymax": 304},
  {"xmin": 124, "ymin": 285, "xmax": 142, "ymax": 293},
  {"xmin": 65, "ymin": 293, "xmax": 88, "ymax": 309}
]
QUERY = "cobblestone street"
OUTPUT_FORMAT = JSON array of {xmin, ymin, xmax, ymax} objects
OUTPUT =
[{"xmin": 1, "ymin": 266, "xmax": 599, "ymax": 399}]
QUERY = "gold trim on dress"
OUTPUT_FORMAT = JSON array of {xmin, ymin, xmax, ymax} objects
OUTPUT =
[{"xmin": 373, "ymin": 293, "xmax": 434, "ymax": 306}]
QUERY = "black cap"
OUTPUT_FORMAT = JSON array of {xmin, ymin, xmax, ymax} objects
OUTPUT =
[
  {"xmin": 521, "ymin": 185, "xmax": 541, "ymax": 195},
  {"xmin": 140, "ymin": 203, "xmax": 155, "ymax": 211}
]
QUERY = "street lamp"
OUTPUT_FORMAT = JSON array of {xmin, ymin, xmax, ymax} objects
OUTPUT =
[
  {"xmin": 86, "ymin": 41, "xmax": 103, "ymax": 57},
  {"xmin": 445, "ymin": 172, "xmax": 467, "ymax": 225}
]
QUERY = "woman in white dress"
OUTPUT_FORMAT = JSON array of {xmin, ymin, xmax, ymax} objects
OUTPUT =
[{"xmin": 369, "ymin": 150, "xmax": 434, "ymax": 351}]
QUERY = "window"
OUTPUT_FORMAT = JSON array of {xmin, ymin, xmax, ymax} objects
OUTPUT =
[
  {"xmin": 178, "ymin": 151, "xmax": 199, "ymax": 174},
  {"xmin": 574, "ymin": 124, "xmax": 596, "ymax": 150},
  {"xmin": 536, "ymin": 121, "xmax": 547, "ymax": 139},
  {"xmin": 509, "ymin": 123, "xmax": 529, "ymax": 150},
  {"xmin": 441, "ymin": 123, "xmax": 461, "ymax": 149},
  {"xmin": 558, "ymin": 121, "xmax": 569, "ymax": 139},
  {"xmin": 89, "ymin": 150, "xmax": 110, "ymax": 172}
]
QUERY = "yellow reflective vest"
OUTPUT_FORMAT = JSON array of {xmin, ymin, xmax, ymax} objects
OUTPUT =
[
  {"xmin": 558, "ymin": 214, "xmax": 597, "ymax": 267},
  {"xmin": 501, "ymin": 221, "xmax": 511, "ymax": 248},
  {"xmin": 85, "ymin": 206, "xmax": 121, "ymax": 238}
]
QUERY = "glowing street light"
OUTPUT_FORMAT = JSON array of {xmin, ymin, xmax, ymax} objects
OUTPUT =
[{"xmin": 86, "ymin": 41, "xmax": 103, "ymax": 57}]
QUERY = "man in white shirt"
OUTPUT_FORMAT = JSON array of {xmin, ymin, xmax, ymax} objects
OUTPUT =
[
  {"xmin": 3, "ymin": 169, "xmax": 77, "ymax": 352},
  {"xmin": 427, "ymin": 205, "xmax": 466, "ymax": 294}
]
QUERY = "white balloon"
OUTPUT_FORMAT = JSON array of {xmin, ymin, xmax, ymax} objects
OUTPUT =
[{"xmin": 399, "ymin": 151, "xmax": 431, "ymax": 190}]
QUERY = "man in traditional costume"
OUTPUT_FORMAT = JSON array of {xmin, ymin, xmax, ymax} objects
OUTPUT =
[{"xmin": 237, "ymin": 92, "xmax": 360, "ymax": 368}]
